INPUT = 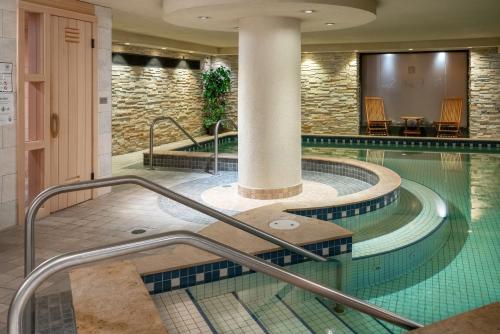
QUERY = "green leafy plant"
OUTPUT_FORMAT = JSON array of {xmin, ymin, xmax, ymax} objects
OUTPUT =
[{"xmin": 202, "ymin": 66, "xmax": 232, "ymax": 129}]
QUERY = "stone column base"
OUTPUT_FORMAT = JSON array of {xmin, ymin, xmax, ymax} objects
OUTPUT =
[{"xmin": 238, "ymin": 183, "xmax": 303, "ymax": 200}]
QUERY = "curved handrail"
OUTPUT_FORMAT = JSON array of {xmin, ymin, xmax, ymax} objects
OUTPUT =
[
  {"xmin": 149, "ymin": 116, "xmax": 200, "ymax": 170},
  {"xmin": 214, "ymin": 118, "xmax": 238, "ymax": 175},
  {"xmin": 25, "ymin": 175, "xmax": 326, "ymax": 277},
  {"xmin": 9, "ymin": 231, "xmax": 423, "ymax": 333}
]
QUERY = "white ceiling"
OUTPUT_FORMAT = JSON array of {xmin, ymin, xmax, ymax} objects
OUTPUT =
[{"xmin": 86, "ymin": 0, "xmax": 500, "ymax": 47}]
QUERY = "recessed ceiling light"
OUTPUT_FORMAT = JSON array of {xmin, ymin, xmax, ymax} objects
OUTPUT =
[
  {"xmin": 325, "ymin": 22, "xmax": 335, "ymax": 26},
  {"xmin": 303, "ymin": 10, "xmax": 315, "ymax": 14},
  {"xmin": 409, "ymin": 48, "xmax": 414, "ymax": 51},
  {"xmin": 124, "ymin": 42, "xmax": 130, "ymax": 45},
  {"xmin": 198, "ymin": 16, "xmax": 210, "ymax": 20},
  {"xmin": 161, "ymin": 47, "xmax": 167, "ymax": 50}
]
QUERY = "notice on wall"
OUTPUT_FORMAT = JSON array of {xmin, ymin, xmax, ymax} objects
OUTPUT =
[
  {"xmin": 0, "ymin": 62, "xmax": 13, "ymax": 92},
  {"xmin": 0, "ymin": 62, "xmax": 14, "ymax": 125},
  {"xmin": 0, "ymin": 93, "xmax": 14, "ymax": 125}
]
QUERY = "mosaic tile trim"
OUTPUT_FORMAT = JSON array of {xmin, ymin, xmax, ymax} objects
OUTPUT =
[
  {"xmin": 173, "ymin": 134, "xmax": 500, "ymax": 153},
  {"xmin": 142, "ymin": 237, "xmax": 352, "ymax": 295},
  {"xmin": 287, "ymin": 189, "xmax": 399, "ymax": 221},
  {"xmin": 302, "ymin": 135, "xmax": 500, "ymax": 150},
  {"xmin": 302, "ymin": 159, "xmax": 379, "ymax": 185},
  {"xmin": 144, "ymin": 154, "xmax": 237, "ymax": 171}
]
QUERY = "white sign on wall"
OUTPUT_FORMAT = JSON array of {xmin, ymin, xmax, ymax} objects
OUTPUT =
[
  {"xmin": 0, "ymin": 93, "xmax": 14, "ymax": 125},
  {"xmin": 0, "ymin": 62, "xmax": 13, "ymax": 92},
  {"xmin": 0, "ymin": 62, "xmax": 14, "ymax": 125}
]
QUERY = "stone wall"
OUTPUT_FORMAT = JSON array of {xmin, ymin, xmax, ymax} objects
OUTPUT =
[
  {"xmin": 301, "ymin": 52, "xmax": 359, "ymax": 134},
  {"xmin": 0, "ymin": 0, "xmax": 17, "ymax": 230},
  {"xmin": 209, "ymin": 53, "xmax": 360, "ymax": 135},
  {"xmin": 469, "ymin": 48, "xmax": 500, "ymax": 138},
  {"xmin": 111, "ymin": 46, "xmax": 214, "ymax": 155}
]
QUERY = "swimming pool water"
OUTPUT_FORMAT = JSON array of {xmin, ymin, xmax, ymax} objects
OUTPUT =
[{"xmin": 192, "ymin": 141, "xmax": 500, "ymax": 328}]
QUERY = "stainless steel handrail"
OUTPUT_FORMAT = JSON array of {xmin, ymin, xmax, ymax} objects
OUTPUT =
[
  {"xmin": 9, "ymin": 231, "xmax": 423, "ymax": 334},
  {"xmin": 149, "ymin": 116, "xmax": 200, "ymax": 170},
  {"xmin": 213, "ymin": 118, "xmax": 238, "ymax": 175},
  {"xmin": 25, "ymin": 175, "xmax": 326, "ymax": 277}
]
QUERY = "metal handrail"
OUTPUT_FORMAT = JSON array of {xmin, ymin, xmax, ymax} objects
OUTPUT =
[
  {"xmin": 25, "ymin": 175, "xmax": 326, "ymax": 277},
  {"xmin": 213, "ymin": 118, "xmax": 238, "ymax": 175},
  {"xmin": 149, "ymin": 116, "xmax": 200, "ymax": 170},
  {"xmin": 9, "ymin": 231, "xmax": 423, "ymax": 333}
]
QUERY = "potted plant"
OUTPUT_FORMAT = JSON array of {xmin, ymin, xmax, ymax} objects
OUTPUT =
[{"xmin": 202, "ymin": 66, "xmax": 231, "ymax": 134}]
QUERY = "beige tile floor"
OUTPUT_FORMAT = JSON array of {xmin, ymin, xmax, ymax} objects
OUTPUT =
[{"xmin": 0, "ymin": 151, "xmax": 211, "ymax": 332}]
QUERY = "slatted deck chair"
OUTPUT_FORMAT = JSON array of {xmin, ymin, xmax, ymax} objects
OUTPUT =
[
  {"xmin": 365, "ymin": 97, "xmax": 391, "ymax": 136},
  {"xmin": 433, "ymin": 97, "xmax": 463, "ymax": 138}
]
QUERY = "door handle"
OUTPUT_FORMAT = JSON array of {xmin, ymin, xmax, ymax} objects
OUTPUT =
[{"xmin": 50, "ymin": 114, "xmax": 59, "ymax": 138}]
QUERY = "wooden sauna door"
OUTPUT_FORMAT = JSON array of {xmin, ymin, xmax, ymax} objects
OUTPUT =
[{"xmin": 50, "ymin": 16, "xmax": 93, "ymax": 211}]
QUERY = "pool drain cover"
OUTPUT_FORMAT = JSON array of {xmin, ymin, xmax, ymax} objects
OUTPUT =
[
  {"xmin": 269, "ymin": 220, "xmax": 300, "ymax": 230},
  {"xmin": 129, "ymin": 226, "xmax": 155, "ymax": 235}
]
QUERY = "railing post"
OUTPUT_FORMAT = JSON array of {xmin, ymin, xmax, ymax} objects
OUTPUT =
[
  {"xmin": 214, "ymin": 120, "xmax": 221, "ymax": 175},
  {"xmin": 213, "ymin": 119, "xmax": 237, "ymax": 175},
  {"xmin": 149, "ymin": 120, "xmax": 155, "ymax": 170},
  {"xmin": 148, "ymin": 116, "xmax": 201, "ymax": 170}
]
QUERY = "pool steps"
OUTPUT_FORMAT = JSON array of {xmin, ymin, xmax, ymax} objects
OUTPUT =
[
  {"xmin": 350, "ymin": 179, "xmax": 450, "ymax": 290},
  {"xmin": 154, "ymin": 287, "xmax": 394, "ymax": 334}
]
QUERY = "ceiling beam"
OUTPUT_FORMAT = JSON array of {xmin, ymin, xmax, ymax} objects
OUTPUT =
[
  {"xmin": 113, "ymin": 29, "xmax": 500, "ymax": 56},
  {"xmin": 112, "ymin": 30, "xmax": 219, "ymax": 55}
]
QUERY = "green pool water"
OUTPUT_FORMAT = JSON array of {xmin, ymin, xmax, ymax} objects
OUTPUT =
[{"xmin": 192, "ymin": 140, "xmax": 500, "ymax": 328}]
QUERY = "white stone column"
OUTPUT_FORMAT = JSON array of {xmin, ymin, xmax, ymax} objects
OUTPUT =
[{"xmin": 237, "ymin": 16, "xmax": 302, "ymax": 199}]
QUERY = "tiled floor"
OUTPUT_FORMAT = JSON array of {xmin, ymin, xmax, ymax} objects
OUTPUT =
[{"xmin": 0, "ymin": 152, "xmax": 212, "ymax": 333}]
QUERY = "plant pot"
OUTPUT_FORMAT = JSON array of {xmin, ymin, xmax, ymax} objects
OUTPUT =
[{"xmin": 207, "ymin": 124, "xmax": 226, "ymax": 136}]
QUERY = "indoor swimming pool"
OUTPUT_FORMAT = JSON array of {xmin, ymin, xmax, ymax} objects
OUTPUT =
[{"xmin": 156, "ymin": 137, "xmax": 500, "ymax": 332}]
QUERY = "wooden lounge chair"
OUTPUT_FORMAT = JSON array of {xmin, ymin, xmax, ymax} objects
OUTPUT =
[
  {"xmin": 433, "ymin": 97, "xmax": 463, "ymax": 138},
  {"xmin": 365, "ymin": 97, "xmax": 391, "ymax": 136}
]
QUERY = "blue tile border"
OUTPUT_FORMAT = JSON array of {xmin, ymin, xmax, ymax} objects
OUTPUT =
[
  {"xmin": 286, "ymin": 188, "xmax": 399, "ymax": 221},
  {"xmin": 143, "ymin": 236, "xmax": 352, "ymax": 294},
  {"xmin": 301, "ymin": 135, "xmax": 500, "ymax": 151}
]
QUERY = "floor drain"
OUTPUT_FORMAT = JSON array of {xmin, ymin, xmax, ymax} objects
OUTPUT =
[
  {"xmin": 269, "ymin": 220, "xmax": 300, "ymax": 230},
  {"xmin": 131, "ymin": 229, "xmax": 147, "ymax": 235}
]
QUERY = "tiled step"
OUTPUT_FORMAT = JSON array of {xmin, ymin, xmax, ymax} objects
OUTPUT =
[
  {"xmin": 333, "ymin": 305, "xmax": 394, "ymax": 334},
  {"xmin": 153, "ymin": 290, "xmax": 215, "ymax": 334},
  {"xmin": 279, "ymin": 296, "xmax": 356, "ymax": 334},
  {"xmin": 353, "ymin": 179, "xmax": 446, "ymax": 258},
  {"xmin": 236, "ymin": 291, "xmax": 313, "ymax": 334},
  {"xmin": 196, "ymin": 293, "xmax": 266, "ymax": 334}
]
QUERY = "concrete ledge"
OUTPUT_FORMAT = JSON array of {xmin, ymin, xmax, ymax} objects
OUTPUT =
[
  {"xmin": 413, "ymin": 302, "xmax": 500, "ymax": 334},
  {"xmin": 70, "ymin": 261, "xmax": 167, "ymax": 334},
  {"xmin": 133, "ymin": 204, "xmax": 352, "ymax": 277}
]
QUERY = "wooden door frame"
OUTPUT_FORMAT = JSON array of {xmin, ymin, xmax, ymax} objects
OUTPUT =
[{"xmin": 16, "ymin": 0, "xmax": 97, "ymax": 224}]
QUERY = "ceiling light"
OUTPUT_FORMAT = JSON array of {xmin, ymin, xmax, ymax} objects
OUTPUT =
[
  {"xmin": 303, "ymin": 10, "xmax": 315, "ymax": 14},
  {"xmin": 161, "ymin": 47, "xmax": 167, "ymax": 50},
  {"xmin": 325, "ymin": 22, "xmax": 335, "ymax": 26},
  {"xmin": 409, "ymin": 48, "xmax": 414, "ymax": 51},
  {"xmin": 124, "ymin": 42, "xmax": 130, "ymax": 45},
  {"xmin": 198, "ymin": 16, "xmax": 210, "ymax": 20}
]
